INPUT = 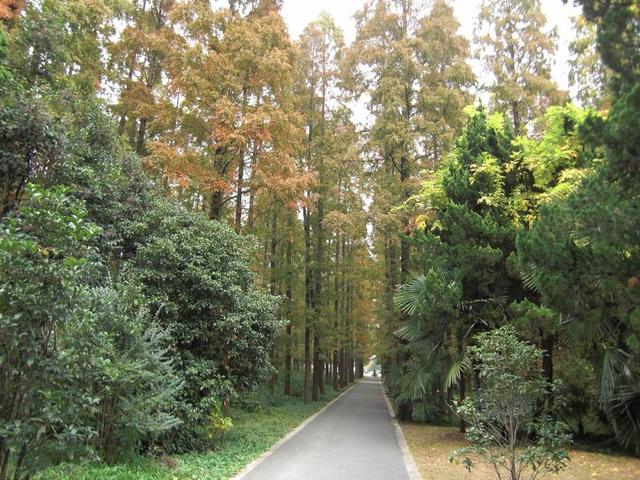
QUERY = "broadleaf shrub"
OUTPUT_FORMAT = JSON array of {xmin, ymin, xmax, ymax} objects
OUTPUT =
[
  {"xmin": 123, "ymin": 200, "xmax": 280, "ymax": 450},
  {"xmin": 450, "ymin": 326, "xmax": 572, "ymax": 480}
]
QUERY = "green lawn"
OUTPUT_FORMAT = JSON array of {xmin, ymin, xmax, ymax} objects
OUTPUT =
[{"xmin": 39, "ymin": 387, "xmax": 341, "ymax": 480}]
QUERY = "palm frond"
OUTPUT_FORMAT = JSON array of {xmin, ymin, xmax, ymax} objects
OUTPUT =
[
  {"xmin": 394, "ymin": 321, "xmax": 423, "ymax": 343},
  {"xmin": 444, "ymin": 353, "xmax": 472, "ymax": 390},
  {"xmin": 520, "ymin": 262, "xmax": 543, "ymax": 293},
  {"xmin": 394, "ymin": 274, "xmax": 428, "ymax": 317}
]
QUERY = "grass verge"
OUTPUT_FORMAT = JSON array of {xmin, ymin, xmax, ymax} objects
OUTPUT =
[
  {"xmin": 39, "ymin": 386, "xmax": 342, "ymax": 480},
  {"xmin": 401, "ymin": 423, "xmax": 640, "ymax": 480}
]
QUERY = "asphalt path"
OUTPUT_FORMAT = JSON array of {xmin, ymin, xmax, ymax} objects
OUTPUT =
[{"xmin": 236, "ymin": 378, "xmax": 414, "ymax": 480}]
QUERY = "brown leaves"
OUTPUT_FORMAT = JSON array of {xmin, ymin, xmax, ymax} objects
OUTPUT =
[{"xmin": 0, "ymin": 0, "xmax": 25, "ymax": 24}]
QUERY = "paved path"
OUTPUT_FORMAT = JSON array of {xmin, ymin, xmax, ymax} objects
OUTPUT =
[{"xmin": 236, "ymin": 378, "xmax": 415, "ymax": 480}]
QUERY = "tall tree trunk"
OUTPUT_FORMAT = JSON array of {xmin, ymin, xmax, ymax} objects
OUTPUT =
[
  {"xmin": 347, "ymin": 247, "xmax": 355, "ymax": 385},
  {"xmin": 268, "ymin": 208, "xmax": 278, "ymax": 394},
  {"xmin": 312, "ymin": 333, "xmax": 320, "ymax": 401},
  {"xmin": 396, "ymin": 149, "xmax": 412, "ymax": 421},
  {"xmin": 304, "ymin": 326, "xmax": 311, "ymax": 403},
  {"xmin": 512, "ymin": 101, "xmax": 521, "ymax": 135},
  {"xmin": 246, "ymin": 141, "xmax": 258, "ymax": 231},
  {"xmin": 340, "ymin": 238, "xmax": 348, "ymax": 387},
  {"xmin": 118, "ymin": 63, "xmax": 135, "ymax": 135},
  {"xmin": 312, "ymin": 191, "xmax": 324, "ymax": 400},
  {"xmin": 234, "ymin": 153, "xmax": 245, "ymax": 232},
  {"xmin": 303, "ymin": 204, "xmax": 312, "ymax": 403},
  {"xmin": 209, "ymin": 190, "xmax": 224, "ymax": 220},
  {"xmin": 318, "ymin": 356, "xmax": 325, "ymax": 395},
  {"xmin": 333, "ymin": 235, "xmax": 340, "ymax": 390},
  {"xmin": 325, "ymin": 360, "xmax": 330, "ymax": 385},
  {"xmin": 284, "ymin": 214, "xmax": 293, "ymax": 396},
  {"xmin": 458, "ymin": 339, "xmax": 466, "ymax": 433},
  {"xmin": 135, "ymin": 117, "xmax": 147, "ymax": 155}
]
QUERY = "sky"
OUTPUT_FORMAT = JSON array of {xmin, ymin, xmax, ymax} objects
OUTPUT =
[{"xmin": 282, "ymin": 0, "xmax": 582, "ymax": 93}]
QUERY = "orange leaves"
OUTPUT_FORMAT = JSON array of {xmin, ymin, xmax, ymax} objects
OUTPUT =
[
  {"xmin": 120, "ymin": 81, "xmax": 155, "ymax": 117},
  {"xmin": 0, "ymin": 0, "xmax": 25, "ymax": 23},
  {"xmin": 145, "ymin": 142, "xmax": 232, "ymax": 196}
]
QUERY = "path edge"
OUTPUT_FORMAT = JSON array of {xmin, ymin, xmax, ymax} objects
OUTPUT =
[
  {"xmin": 380, "ymin": 382, "xmax": 422, "ymax": 480},
  {"xmin": 231, "ymin": 382, "xmax": 359, "ymax": 480}
]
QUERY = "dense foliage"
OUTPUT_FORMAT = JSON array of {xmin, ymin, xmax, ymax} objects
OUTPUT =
[
  {"xmin": 390, "ymin": 0, "xmax": 640, "ymax": 463},
  {"xmin": 124, "ymin": 202, "xmax": 279, "ymax": 449},
  {"xmin": 0, "ymin": 3, "xmax": 284, "ymax": 476},
  {"xmin": 1, "ymin": 0, "xmax": 639, "ymax": 478}
]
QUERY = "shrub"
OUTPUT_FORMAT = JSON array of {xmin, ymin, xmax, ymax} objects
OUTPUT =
[
  {"xmin": 123, "ymin": 201, "xmax": 280, "ymax": 450},
  {"xmin": 61, "ymin": 284, "xmax": 181, "ymax": 460},
  {"xmin": 0, "ymin": 185, "xmax": 179, "ymax": 479},
  {"xmin": 450, "ymin": 326, "xmax": 572, "ymax": 480}
]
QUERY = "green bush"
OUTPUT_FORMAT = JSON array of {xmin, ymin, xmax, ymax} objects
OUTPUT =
[
  {"xmin": 450, "ymin": 326, "xmax": 572, "ymax": 480},
  {"xmin": 0, "ymin": 184, "xmax": 102, "ymax": 479},
  {"xmin": 123, "ymin": 201, "xmax": 280, "ymax": 451},
  {"xmin": 62, "ymin": 284, "xmax": 181, "ymax": 460},
  {"xmin": 0, "ymin": 185, "xmax": 179, "ymax": 479}
]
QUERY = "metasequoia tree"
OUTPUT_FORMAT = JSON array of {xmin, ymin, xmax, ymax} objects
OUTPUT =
[
  {"xmin": 108, "ymin": 0, "xmax": 175, "ymax": 154},
  {"xmin": 295, "ymin": 13, "xmax": 345, "ymax": 401},
  {"xmin": 414, "ymin": 0, "xmax": 475, "ymax": 168},
  {"xmin": 143, "ymin": 2, "xmax": 305, "ymax": 221},
  {"xmin": 474, "ymin": 0, "xmax": 560, "ymax": 133},
  {"xmin": 568, "ymin": 15, "xmax": 612, "ymax": 108}
]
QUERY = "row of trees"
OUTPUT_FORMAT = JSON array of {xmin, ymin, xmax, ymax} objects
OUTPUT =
[
  {"xmin": 384, "ymin": 0, "xmax": 640, "ymax": 463},
  {"xmin": 352, "ymin": 0, "xmax": 560, "ymax": 420},
  {"xmin": 0, "ymin": 41, "xmax": 283, "ymax": 480},
  {"xmin": 50, "ymin": 0, "xmax": 373, "ymax": 401}
]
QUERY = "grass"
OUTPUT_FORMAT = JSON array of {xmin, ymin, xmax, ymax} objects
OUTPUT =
[
  {"xmin": 401, "ymin": 423, "xmax": 640, "ymax": 480},
  {"xmin": 38, "ymin": 386, "xmax": 342, "ymax": 480}
]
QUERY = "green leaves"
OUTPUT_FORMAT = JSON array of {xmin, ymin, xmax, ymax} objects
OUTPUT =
[
  {"xmin": 444, "ymin": 353, "xmax": 471, "ymax": 391},
  {"xmin": 123, "ymin": 200, "xmax": 280, "ymax": 449},
  {"xmin": 451, "ymin": 327, "xmax": 572, "ymax": 479}
]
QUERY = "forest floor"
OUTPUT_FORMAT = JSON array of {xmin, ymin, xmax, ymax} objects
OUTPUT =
[
  {"xmin": 38, "ymin": 386, "xmax": 342, "ymax": 480},
  {"xmin": 402, "ymin": 423, "xmax": 640, "ymax": 479}
]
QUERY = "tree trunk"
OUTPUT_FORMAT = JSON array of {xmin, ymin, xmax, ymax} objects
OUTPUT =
[
  {"xmin": 333, "ymin": 235, "xmax": 340, "ymax": 390},
  {"xmin": 234, "ymin": 153, "xmax": 245, "ymax": 232},
  {"xmin": 454, "ymin": 334, "xmax": 466, "ymax": 432},
  {"xmin": 246, "ymin": 141, "xmax": 258, "ymax": 231},
  {"xmin": 209, "ymin": 190, "xmax": 224, "ymax": 220},
  {"xmin": 319, "ymin": 357, "xmax": 325, "ymax": 395},
  {"xmin": 304, "ymin": 326, "xmax": 311, "ymax": 403},
  {"xmin": 458, "ymin": 371, "xmax": 466, "ymax": 433},
  {"xmin": 284, "ymin": 214, "xmax": 293, "ymax": 396},
  {"xmin": 303, "ymin": 204, "xmax": 312, "ymax": 403},
  {"xmin": 512, "ymin": 101, "xmax": 521, "ymax": 135},
  {"xmin": 312, "ymin": 332, "xmax": 320, "ymax": 401},
  {"xmin": 284, "ymin": 323, "xmax": 292, "ymax": 396},
  {"xmin": 135, "ymin": 117, "xmax": 147, "ymax": 155},
  {"xmin": 268, "ymin": 209, "xmax": 278, "ymax": 394}
]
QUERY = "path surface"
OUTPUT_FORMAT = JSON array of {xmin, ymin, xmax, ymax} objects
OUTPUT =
[{"xmin": 236, "ymin": 378, "xmax": 413, "ymax": 480}]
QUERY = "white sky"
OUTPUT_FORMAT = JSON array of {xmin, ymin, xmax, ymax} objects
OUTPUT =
[{"xmin": 282, "ymin": 0, "xmax": 582, "ymax": 94}]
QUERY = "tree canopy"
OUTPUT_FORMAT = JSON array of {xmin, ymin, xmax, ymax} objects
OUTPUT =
[{"xmin": 1, "ymin": 1, "xmax": 639, "ymax": 478}]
